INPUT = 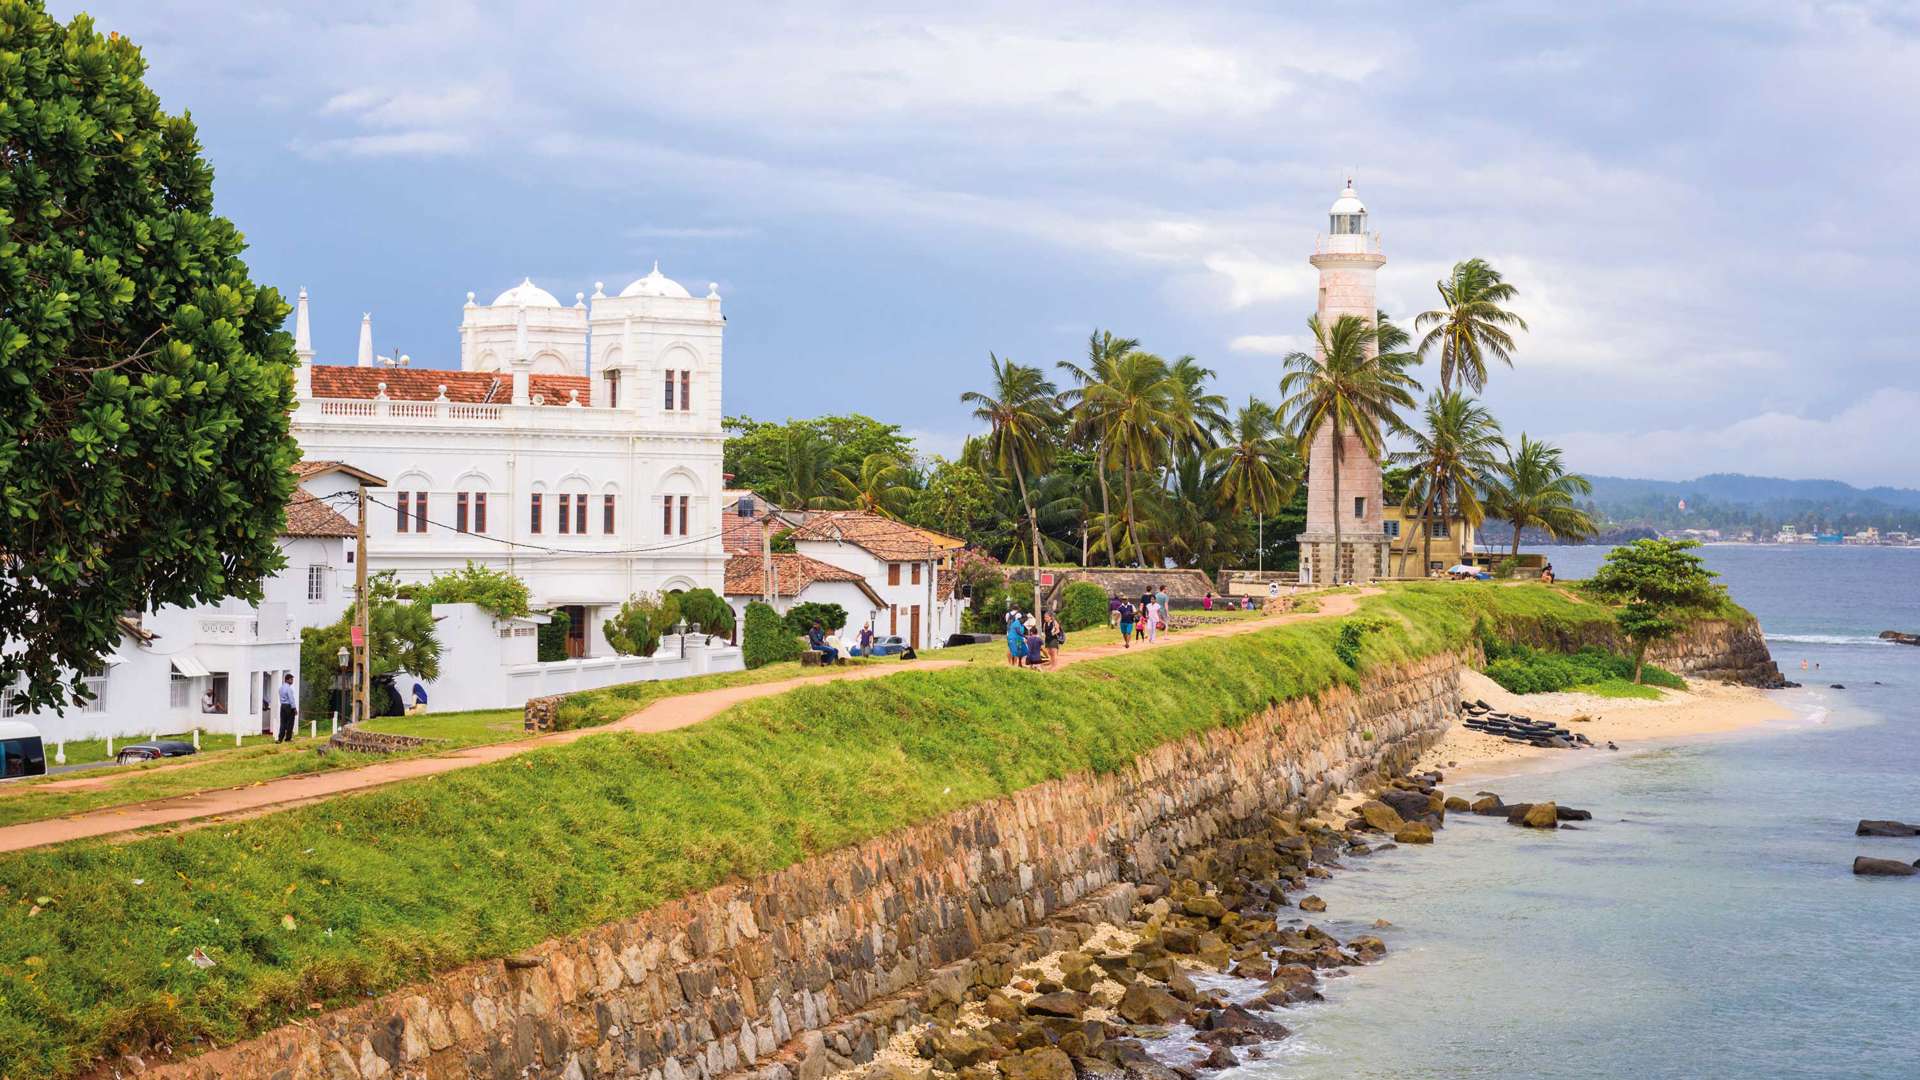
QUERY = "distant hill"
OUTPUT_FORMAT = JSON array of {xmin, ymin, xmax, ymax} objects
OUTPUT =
[{"xmin": 1576, "ymin": 473, "xmax": 1920, "ymax": 535}]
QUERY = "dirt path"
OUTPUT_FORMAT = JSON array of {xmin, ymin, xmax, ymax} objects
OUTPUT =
[{"xmin": 0, "ymin": 590, "xmax": 1373, "ymax": 854}]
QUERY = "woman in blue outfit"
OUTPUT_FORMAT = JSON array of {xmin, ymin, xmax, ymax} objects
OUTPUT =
[{"xmin": 1006, "ymin": 616, "xmax": 1029, "ymax": 666}]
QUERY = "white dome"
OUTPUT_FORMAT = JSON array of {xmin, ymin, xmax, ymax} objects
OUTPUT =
[
  {"xmin": 491, "ymin": 278, "xmax": 561, "ymax": 307},
  {"xmin": 620, "ymin": 261, "xmax": 692, "ymax": 299},
  {"xmin": 1329, "ymin": 182, "xmax": 1366, "ymax": 216}
]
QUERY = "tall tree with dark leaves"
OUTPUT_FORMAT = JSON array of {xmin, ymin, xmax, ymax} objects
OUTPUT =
[
  {"xmin": 1, "ymin": 4, "xmax": 301, "ymax": 710},
  {"xmin": 961, "ymin": 354, "xmax": 1058, "ymax": 603},
  {"xmin": 1414, "ymin": 258, "xmax": 1528, "ymax": 394}
]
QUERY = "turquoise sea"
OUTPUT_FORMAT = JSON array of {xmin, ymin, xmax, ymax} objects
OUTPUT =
[{"xmin": 1254, "ymin": 544, "xmax": 1920, "ymax": 1079}]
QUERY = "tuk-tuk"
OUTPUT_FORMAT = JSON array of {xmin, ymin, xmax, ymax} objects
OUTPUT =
[{"xmin": 0, "ymin": 720, "xmax": 48, "ymax": 779}]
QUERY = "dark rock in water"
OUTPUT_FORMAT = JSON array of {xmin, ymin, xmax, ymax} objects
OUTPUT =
[
  {"xmin": 1298, "ymin": 895, "xmax": 1327, "ymax": 913},
  {"xmin": 1204, "ymin": 1004, "xmax": 1291, "ymax": 1039},
  {"xmin": 1851, "ymin": 856, "xmax": 1919, "ymax": 877},
  {"xmin": 1507, "ymin": 802, "xmax": 1559, "ymax": 829},
  {"xmin": 1471, "ymin": 795, "xmax": 1506, "ymax": 815},
  {"xmin": 1202, "ymin": 1045, "xmax": 1239, "ymax": 1070},
  {"xmin": 1393, "ymin": 822, "xmax": 1434, "ymax": 844},
  {"xmin": 1879, "ymin": 629, "xmax": 1920, "ymax": 646},
  {"xmin": 1856, "ymin": 820, "xmax": 1920, "ymax": 837},
  {"xmin": 1555, "ymin": 806, "xmax": 1593, "ymax": 821},
  {"xmin": 1830, "ymin": 683, "xmax": 1845, "ymax": 690},
  {"xmin": 1378, "ymin": 788, "xmax": 1434, "ymax": 821},
  {"xmin": 1606, "ymin": 741, "xmax": 1619, "ymax": 751},
  {"xmin": 1118, "ymin": 982, "xmax": 1188, "ymax": 1025},
  {"xmin": 1000, "ymin": 1048, "xmax": 1076, "ymax": 1080},
  {"xmin": 1444, "ymin": 795, "xmax": 1471, "ymax": 812}
]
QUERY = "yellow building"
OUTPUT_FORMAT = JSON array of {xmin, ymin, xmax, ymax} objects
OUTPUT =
[{"xmin": 1382, "ymin": 506, "xmax": 1478, "ymax": 576}]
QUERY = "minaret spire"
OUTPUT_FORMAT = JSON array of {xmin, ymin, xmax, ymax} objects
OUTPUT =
[
  {"xmin": 356, "ymin": 313, "xmax": 374, "ymax": 367},
  {"xmin": 293, "ymin": 287, "xmax": 314, "ymax": 363}
]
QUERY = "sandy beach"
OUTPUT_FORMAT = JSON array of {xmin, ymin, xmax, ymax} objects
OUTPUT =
[{"xmin": 1412, "ymin": 670, "xmax": 1797, "ymax": 785}]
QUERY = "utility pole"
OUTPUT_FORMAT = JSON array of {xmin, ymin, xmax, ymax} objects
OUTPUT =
[
  {"xmin": 354, "ymin": 483, "xmax": 370, "ymax": 726},
  {"xmin": 762, "ymin": 513, "xmax": 774, "ymax": 603}
]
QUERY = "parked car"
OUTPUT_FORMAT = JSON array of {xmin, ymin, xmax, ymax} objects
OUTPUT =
[
  {"xmin": 944, "ymin": 633, "xmax": 997, "ymax": 647},
  {"xmin": 115, "ymin": 739, "xmax": 198, "ymax": 766},
  {"xmin": 0, "ymin": 721, "xmax": 47, "ymax": 779},
  {"xmin": 867, "ymin": 635, "xmax": 910, "ymax": 657}
]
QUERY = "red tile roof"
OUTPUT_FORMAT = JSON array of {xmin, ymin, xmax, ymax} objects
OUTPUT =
[
  {"xmin": 724, "ymin": 553, "xmax": 884, "ymax": 608},
  {"xmin": 284, "ymin": 487, "xmax": 356, "ymax": 538},
  {"xmin": 722, "ymin": 510, "xmax": 772, "ymax": 556},
  {"xmin": 309, "ymin": 365, "xmax": 589, "ymax": 407},
  {"xmin": 785, "ymin": 511, "xmax": 942, "ymax": 561}
]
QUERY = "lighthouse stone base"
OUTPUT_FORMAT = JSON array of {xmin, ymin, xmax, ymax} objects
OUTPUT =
[{"xmin": 1297, "ymin": 531, "xmax": 1390, "ymax": 587}]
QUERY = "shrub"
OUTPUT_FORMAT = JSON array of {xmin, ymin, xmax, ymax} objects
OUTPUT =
[
  {"xmin": 604, "ymin": 592, "xmax": 682, "ymax": 657},
  {"xmin": 782, "ymin": 601, "xmax": 848, "ymax": 636},
  {"xmin": 966, "ymin": 579, "xmax": 1034, "ymax": 632},
  {"xmin": 411, "ymin": 562, "xmax": 532, "ymax": 618},
  {"xmin": 1333, "ymin": 616, "xmax": 1392, "ymax": 668},
  {"xmin": 537, "ymin": 609, "xmax": 571, "ymax": 662},
  {"xmin": 1058, "ymin": 582, "xmax": 1109, "ymax": 632},
  {"xmin": 743, "ymin": 602, "xmax": 802, "ymax": 669},
  {"xmin": 1481, "ymin": 639, "xmax": 1686, "ymax": 695},
  {"xmin": 677, "ymin": 588, "xmax": 735, "ymax": 638}
]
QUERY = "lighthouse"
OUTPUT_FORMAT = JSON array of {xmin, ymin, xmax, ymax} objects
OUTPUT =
[{"xmin": 1296, "ymin": 180, "xmax": 1391, "ymax": 586}]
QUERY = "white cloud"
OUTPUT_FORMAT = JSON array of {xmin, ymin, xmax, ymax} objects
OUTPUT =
[
  {"xmin": 1551, "ymin": 388, "xmax": 1920, "ymax": 488},
  {"xmin": 1228, "ymin": 334, "xmax": 1306, "ymax": 356},
  {"xmin": 628, "ymin": 225, "xmax": 761, "ymax": 240},
  {"xmin": 292, "ymin": 131, "xmax": 473, "ymax": 158}
]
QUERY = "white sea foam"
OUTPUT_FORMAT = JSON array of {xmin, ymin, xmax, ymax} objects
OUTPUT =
[{"xmin": 1765, "ymin": 633, "xmax": 1895, "ymax": 646}]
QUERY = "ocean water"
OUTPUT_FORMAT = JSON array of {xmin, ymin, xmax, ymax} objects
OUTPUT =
[{"xmin": 1251, "ymin": 544, "xmax": 1920, "ymax": 1079}]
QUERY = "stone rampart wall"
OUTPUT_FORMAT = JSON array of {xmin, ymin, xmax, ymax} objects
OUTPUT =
[{"xmin": 133, "ymin": 654, "xmax": 1462, "ymax": 1080}]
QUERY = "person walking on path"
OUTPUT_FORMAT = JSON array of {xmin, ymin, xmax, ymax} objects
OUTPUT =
[
  {"xmin": 1145, "ymin": 596, "xmax": 1162, "ymax": 643},
  {"xmin": 1006, "ymin": 616, "xmax": 1030, "ymax": 666},
  {"xmin": 1108, "ymin": 595, "xmax": 1122, "ymax": 628},
  {"xmin": 1041, "ymin": 609, "xmax": 1065, "ymax": 667},
  {"xmin": 277, "ymin": 674, "xmax": 298, "ymax": 742},
  {"xmin": 1136, "ymin": 593, "xmax": 1153, "ymax": 643},
  {"xmin": 1202, "ymin": 592, "xmax": 1214, "ymax": 611},
  {"xmin": 1155, "ymin": 585, "xmax": 1170, "ymax": 620},
  {"xmin": 1116, "ymin": 598, "xmax": 1137, "ymax": 647}
]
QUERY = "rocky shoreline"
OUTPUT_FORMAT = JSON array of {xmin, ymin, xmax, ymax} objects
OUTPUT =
[{"xmin": 837, "ymin": 769, "xmax": 1572, "ymax": 1080}]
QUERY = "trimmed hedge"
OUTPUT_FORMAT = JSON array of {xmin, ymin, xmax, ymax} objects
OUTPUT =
[
  {"xmin": 1058, "ymin": 581, "xmax": 1110, "ymax": 632},
  {"xmin": 742, "ymin": 601, "xmax": 802, "ymax": 669}
]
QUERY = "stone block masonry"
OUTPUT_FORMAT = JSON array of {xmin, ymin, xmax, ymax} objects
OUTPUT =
[{"xmin": 127, "ymin": 656, "xmax": 1461, "ymax": 1080}]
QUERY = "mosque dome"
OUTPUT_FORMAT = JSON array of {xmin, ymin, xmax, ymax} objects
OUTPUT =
[
  {"xmin": 1329, "ymin": 181, "xmax": 1366, "ymax": 216},
  {"xmin": 620, "ymin": 261, "xmax": 692, "ymax": 299},
  {"xmin": 491, "ymin": 278, "xmax": 562, "ymax": 307}
]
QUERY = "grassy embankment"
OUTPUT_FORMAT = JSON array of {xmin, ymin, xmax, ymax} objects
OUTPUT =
[{"xmin": 0, "ymin": 584, "xmax": 1681, "ymax": 1080}]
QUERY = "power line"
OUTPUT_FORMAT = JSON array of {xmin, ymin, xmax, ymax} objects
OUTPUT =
[{"xmin": 318, "ymin": 490, "xmax": 724, "ymax": 558}]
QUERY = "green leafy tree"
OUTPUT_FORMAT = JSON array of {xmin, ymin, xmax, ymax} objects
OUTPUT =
[
  {"xmin": 1079, "ymin": 350, "xmax": 1182, "ymax": 564},
  {"xmin": 905, "ymin": 457, "xmax": 1006, "ymax": 552},
  {"xmin": 723, "ymin": 414, "xmax": 914, "ymax": 504},
  {"xmin": 1278, "ymin": 314, "xmax": 1419, "ymax": 582},
  {"xmin": 1484, "ymin": 434, "xmax": 1596, "ymax": 562},
  {"xmin": 0, "ymin": 5, "xmax": 301, "ymax": 710},
  {"xmin": 781, "ymin": 601, "xmax": 849, "ymax": 636},
  {"xmin": 1057, "ymin": 581, "xmax": 1109, "ymax": 632},
  {"xmin": 1393, "ymin": 392, "xmax": 1505, "ymax": 576},
  {"xmin": 410, "ymin": 562, "xmax": 532, "ymax": 618},
  {"xmin": 961, "ymin": 353, "xmax": 1058, "ymax": 600},
  {"xmin": 741, "ymin": 601, "xmax": 801, "ymax": 668},
  {"xmin": 603, "ymin": 592, "xmax": 681, "ymax": 657},
  {"xmin": 300, "ymin": 574, "xmax": 441, "ymax": 715},
  {"xmin": 536, "ymin": 609, "xmax": 570, "ymax": 662},
  {"xmin": 1586, "ymin": 538, "xmax": 1721, "ymax": 682},
  {"xmin": 1057, "ymin": 330, "xmax": 1140, "ymax": 564},
  {"xmin": 675, "ymin": 587, "xmax": 735, "ymax": 638},
  {"xmin": 828, "ymin": 452, "xmax": 916, "ymax": 518},
  {"xmin": 1415, "ymin": 258, "xmax": 1528, "ymax": 394},
  {"xmin": 1208, "ymin": 396, "xmax": 1300, "ymax": 571}
]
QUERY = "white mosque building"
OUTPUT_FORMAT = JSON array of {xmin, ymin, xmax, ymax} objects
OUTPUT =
[{"xmin": 290, "ymin": 264, "xmax": 728, "ymax": 659}]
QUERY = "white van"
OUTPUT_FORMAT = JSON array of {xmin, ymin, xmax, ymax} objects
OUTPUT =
[{"xmin": 0, "ymin": 720, "xmax": 48, "ymax": 779}]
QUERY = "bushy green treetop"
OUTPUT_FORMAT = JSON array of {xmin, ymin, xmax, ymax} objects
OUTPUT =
[
  {"xmin": 1586, "ymin": 538, "xmax": 1721, "ymax": 682},
  {"xmin": 1, "ymin": 3, "xmax": 299, "ymax": 709},
  {"xmin": 409, "ymin": 562, "xmax": 532, "ymax": 619},
  {"xmin": 603, "ymin": 592, "xmax": 681, "ymax": 657}
]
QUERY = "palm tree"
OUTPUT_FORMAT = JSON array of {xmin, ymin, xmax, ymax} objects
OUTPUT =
[
  {"xmin": 961, "ymin": 353, "xmax": 1058, "ymax": 603},
  {"xmin": 1058, "ymin": 330, "xmax": 1138, "ymax": 565},
  {"xmin": 1415, "ymin": 258, "xmax": 1528, "ymax": 394},
  {"xmin": 770, "ymin": 426, "xmax": 837, "ymax": 508},
  {"xmin": 1484, "ymin": 434, "xmax": 1597, "ymax": 565},
  {"xmin": 1207, "ymin": 397, "xmax": 1300, "ymax": 571},
  {"xmin": 829, "ymin": 453, "xmax": 917, "ymax": 519},
  {"xmin": 1168, "ymin": 355, "xmax": 1229, "ymax": 453},
  {"xmin": 1079, "ymin": 350, "xmax": 1180, "ymax": 564},
  {"xmin": 1393, "ymin": 392, "xmax": 1506, "ymax": 576},
  {"xmin": 1278, "ymin": 314, "xmax": 1419, "ymax": 584}
]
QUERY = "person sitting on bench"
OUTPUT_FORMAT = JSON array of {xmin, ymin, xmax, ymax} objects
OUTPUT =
[{"xmin": 807, "ymin": 622, "xmax": 839, "ymax": 664}]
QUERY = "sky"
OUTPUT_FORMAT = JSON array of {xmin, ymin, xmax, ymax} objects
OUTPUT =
[{"xmin": 57, "ymin": 0, "xmax": 1920, "ymax": 487}]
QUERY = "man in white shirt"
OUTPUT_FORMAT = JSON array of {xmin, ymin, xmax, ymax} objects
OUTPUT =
[{"xmin": 277, "ymin": 673, "xmax": 298, "ymax": 742}]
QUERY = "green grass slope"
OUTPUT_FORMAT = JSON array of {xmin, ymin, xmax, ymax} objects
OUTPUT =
[{"xmin": 0, "ymin": 584, "xmax": 1667, "ymax": 1079}]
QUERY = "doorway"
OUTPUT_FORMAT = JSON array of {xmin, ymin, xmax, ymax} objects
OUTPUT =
[
  {"xmin": 561, "ymin": 605, "xmax": 587, "ymax": 658},
  {"xmin": 909, "ymin": 605, "xmax": 921, "ymax": 650}
]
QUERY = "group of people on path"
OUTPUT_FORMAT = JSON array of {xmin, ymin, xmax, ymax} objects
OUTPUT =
[{"xmin": 1004, "ymin": 608, "xmax": 1066, "ymax": 668}]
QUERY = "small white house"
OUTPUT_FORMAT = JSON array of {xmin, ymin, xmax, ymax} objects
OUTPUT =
[
  {"xmin": 784, "ymin": 512, "xmax": 963, "ymax": 648},
  {"xmin": 722, "ymin": 551, "xmax": 887, "ymax": 635},
  {"xmin": 3, "ymin": 462, "xmax": 379, "ymax": 757}
]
